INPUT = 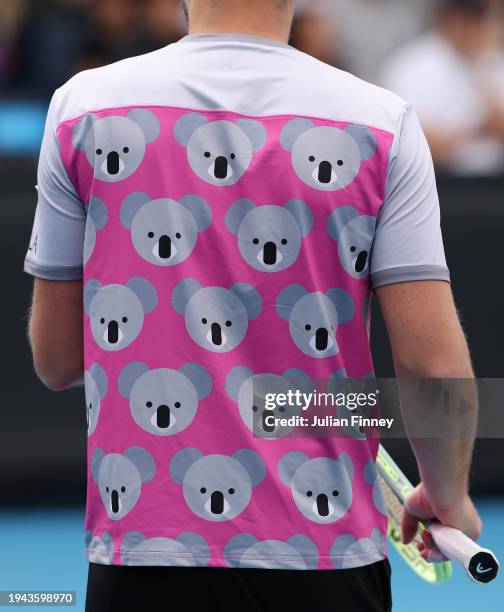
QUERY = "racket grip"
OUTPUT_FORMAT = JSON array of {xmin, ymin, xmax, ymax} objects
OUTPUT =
[{"xmin": 429, "ymin": 523, "xmax": 499, "ymax": 583}]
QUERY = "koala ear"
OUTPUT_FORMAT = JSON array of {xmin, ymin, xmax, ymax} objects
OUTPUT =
[
  {"xmin": 344, "ymin": 125, "xmax": 377, "ymax": 161},
  {"xmin": 330, "ymin": 533, "xmax": 356, "ymax": 567},
  {"xmin": 84, "ymin": 279, "xmax": 102, "ymax": 314},
  {"xmin": 233, "ymin": 449, "xmax": 266, "ymax": 486},
  {"xmin": 330, "ymin": 368, "xmax": 348, "ymax": 380},
  {"xmin": 128, "ymin": 109, "xmax": 160, "ymax": 144},
  {"xmin": 91, "ymin": 448, "xmax": 105, "ymax": 483},
  {"xmin": 229, "ymin": 283, "xmax": 262, "ymax": 321},
  {"xmin": 72, "ymin": 113, "xmax": 97, "ymax": 150},
  {"xmin": 280, "ymin": 118, "xmax": 314, "ymax": 152},
  {"xmin": 90, "ymin": 363, "xmax": 108, "ymax": 399},
  {"xmin": 120, "ymin": 531, "xmax": 145, "ymax": 560},
  {"xmin": 170, "ymin": 447, "xmax": 203, "ymax": 484},
  {"xmin": 174, "ymin": 112, "xmax": 208, "ymax": 147},
  {"xmin": 179, "ymin": 195, "xmax": 212, "ymax": 232},
  {"xmin": 223, "ymin": 534, "xmax": 257, "ymax": 568},
  {"xmin": 364, "ymin": 459, "xmax": 377, "ymax": 485},
  {"xmin": 225, "ymin": 199, "xmax": 256, "ymax": 236},
  {"xmin": 176, "ymin": 533, "xmax": 210, "ymax": 567},
  {"xmin": 179, "ymin": 363, "xmax": 212, "ymax": 400},
  {"xmin": 337, "ymin": 451, "xmax": 354, "ymax": 481},
  {"xmin": 326, "ymin": 206, "xmax": 359, "ymax": 241},
  {"xmin": 126, "ymin": 278, "xmax": 158, "ymax": 314},
  {"xmin": 118, "ymin": 362, "xmax": 149, "ymax": 399},
  {"xmin": 225, "ymin": 366, "xmax": 254, "ymax": 401},
  {"xmin": 284, "ymin": 200, "xmax": 313, "ymax": 237},
  {"xmin": 278, "ymin": 451, "xmax": 309, "ymax": 486},
  {"xmin": 326, "ymin": 288, "xmax": 354, "ymax": 325},
  {"xmin": 124, "ymin": 446, "xmax": 156, "ymax": 484},
  {"xmin": 287, "ymin": 535, "xmax": 319, "ymax": 570},
  {"xmin": 88, "ymin": 197, "xmax": 108, "ymax": 231},
  {"xmin": 276, "ymin": 284, "xmax": 307, "ymax": 321},
  {"xmin": 120, "ymin": 192, "xmax": 151, "ymax": 229},
  {"xmin": 282, "ymin": 368, "xmax": 313, "ymax": 396},
  {"xmin": 235, "ymin": 118, "xmax": 267, "ymax": 152},
  {"xmin": 171, "ymin": 278, "xmax": 201, "ymax": 315},
  {"xmin": 371, "ymin": 528, "xmax": 385, "ymax": 549}
]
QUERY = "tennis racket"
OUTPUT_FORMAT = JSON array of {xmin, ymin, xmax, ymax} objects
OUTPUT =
[{"xmin": 377, "ymin": 445, "xmax": 499, "ymax": 584}]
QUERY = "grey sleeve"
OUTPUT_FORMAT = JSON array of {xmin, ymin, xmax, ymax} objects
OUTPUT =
[
  {"xmin": 23, "ymin": 91, "xmax": 86, "ymax": 281},
  {"xmin": 369, "ymin": 104, "xmax": 450, "ymax": 290}
]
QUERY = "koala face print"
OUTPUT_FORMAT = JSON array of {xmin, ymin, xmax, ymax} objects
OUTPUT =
[
  {"xmin": 280, "ymin": 119, "xmax": 377, "ymax": 191},
  {"xmin": 174, "ymin": 113, "xmax": 267, "ymax": 186},
  {"xmin": 172, "ymin": 279, "xmax": 262, "ymax": 353},
  {"xmin": 72, "ymin": 109, "xmax": 160, "ymax": 182},
  {"xmin": 84, "ymin": 197, "xmax": 108, "ymax": 265},
  {"xmin": 278, "ymin": 451, "xmax": 354, "ymax": 524},
  {"xmin": 120, "ymin": 192, "xmax": 211, "ymax": 266},
  {"xmin": 118, "ymin": 362, "xmax": 212, "ymax": 436},
  {"xmin": 276, "ymin": 285, "xmax": 354, "ymax": 358},
  {"xmin": 224, "ymin": 534, "xmax": 318, "ymax": 570},
  {"xmin": 225, "ymin": 199, "xmax": 313, "ymax": 272},
  {"xmin": 170, "ymin": 448, "xmax": 266, "ymax": 522},
  {"xmin": 91, "ymin": 447, "xmax": 156, "ymax": 520},
  {"xmin": 84, "ymin": 278, "xmax": 157, "ymax": 351},
  {"xmin": 121, "ymin": 531, "xmax": 210, "ymax": 567},
  {"xmin": 84, "ymin": 363, "xmax": 108, "ymax": 436},
  {"xmin": 331, "ymin": 529, "xmax": 385, "ymax": 569},
  {"xmin": 364, "ymin": 460, "xmax": 387, "ymax": 516},
  {"xmin": 226, "ymin": 366, "xmax": 312, "ymax": 439},
  {"xmin": 327, "ymin": 207, "xmax": 376, "ymax": 279},
  {"xmin": 85, "ymin": 531, "xmax": 114, "ymax": 565}
]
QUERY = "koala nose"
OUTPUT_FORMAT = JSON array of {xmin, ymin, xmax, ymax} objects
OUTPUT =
[
  {"xmin": 318, "ymin": 161, "xmax": 333, "ymax": 184},
  {"xmin": 315, "ymin": 327, "xmax": 329, "ymax": 351},
  {"xmin": 214, "ymin": 156, "xmax": 228, "ymax": 179},
  {"xmin": 210, "ymin": 490, "xmax": 224, "ymax": 514},
  {"xmin": 316, "ymin": 493, "xmax": 329, "ymax": 517},
  {"xmin": 108, "ymin": 320, "xmax": 119, "ymax": 344},
  {"xmin": 156, "ymin": 405, "xmax": 171, "ymax": 428},
  {"xmin": 263, "ymin": 241, "xmax": 277, "ymax": 266},
  {"xmin": 111, "ymin": 489, "xmax": 120, "ymax": 514},
  {"xmin": 107, "ymin": 151, "xmax": 120, "ymax": 175},
  {"xmin": 355, "ymin": 250, "xmax": 368, "ymax": 273},
  {"xmin": 262, "ymin": 410, "xmax": 275, "ymax": 433},
  {"xmin": 158, "ymin": 235, "xmax": 172, "ymax": 259},
  {"xmin": 211, "ymin": 322, "xmax": 222, "ymax": 346}
]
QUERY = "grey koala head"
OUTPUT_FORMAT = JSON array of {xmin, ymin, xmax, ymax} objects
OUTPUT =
[
  {"xmin": 174, "ymin": 113, "xmax": 267, "ymax": 186},
  {"xmin": 226, "ymin": 366, "xmax": 312, "ymax": 439},
  {"xmin": 73, "ymin": 109, "xmax": 160, "ymax": 182},
  {"xmin": 172, "ymin": 279, "xmax": 262, "ymax": 353},
  {"xmin": 91, "ymin": 446, "xmax": 156, "ymax": 520},
  {"xmin": 330, "ymin": 529, "xmax": 385, "ymax": 569},
  {"xmin": 223, "ymin": 534, "xmax": 319, "ymax": 570},
  {"xmin": 120, "ymin": 531, "xmax": 210, "ymax": 567},
  {"xmin": 85, "ymin": 531, "xmax": 114, "ymax": 564},
  {"xmin": 327, "ymin": 206, "xmax": 376, "ymax": 279},
  {"xmin": 84, "ymin": 363, "xmax": 108, "ymax": 436},
  {"xmin": 225, "ymin": 199, "xmax": 313, "ymax": 272},
  {"xmin": 280, "ymin": 119, "xmax": 376, "ymax": 191},
  {"xmin": 120, "ymin": 192, "xmax": 211, "ymax": 266},
  {"xmin": 364, "ymin": 459, "xmax": 387, "ymax": 516},
  {"xmin": 84, "ymin": 277, "xmax": 158, "ymax": 351},
  {"xmin": 84, "ymin": 197, "xmax": 108, "ymax": 265},
  {"xmin": 278, "ymin": 451, "xmax": 354, "ymax": 524},
  {"xmin": 276, "ymin": 284, "xmax": 354, "ymax": 358},
  {"xmin": 118, "ymin": 361, "xmax": 212, "ymax": 436},
  {"xmin": 170, "ymin": 448, "xmax": 266, "ymax": 522}
]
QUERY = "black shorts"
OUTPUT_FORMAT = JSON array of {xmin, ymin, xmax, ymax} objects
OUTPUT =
[{"xmin": 85, "ymin": 560, "xmax": 392, "ymax": 612}]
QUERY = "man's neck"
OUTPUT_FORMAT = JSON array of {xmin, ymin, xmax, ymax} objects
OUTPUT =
[{"xmin": 187, "ymin": 2, "xmax": 294, "ymax": 44}]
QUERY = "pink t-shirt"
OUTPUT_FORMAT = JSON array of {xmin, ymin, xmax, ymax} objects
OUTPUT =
[{"xmin": 24, "ymin": 34, "xmax": 449, "ymax": 569}]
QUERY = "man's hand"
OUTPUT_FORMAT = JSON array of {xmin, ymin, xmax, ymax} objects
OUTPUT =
[{"xmin": 402, "ymin": 482, "xmax": 482, "ymax": 561}]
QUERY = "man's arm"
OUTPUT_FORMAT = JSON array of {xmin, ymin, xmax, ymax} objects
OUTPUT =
[
  {"xmin": 28, "ymin": 279, "xmax": 84, "ymax": 391},
  {"xmin": 376, "ymin": 280, "xmax": 482, "ymax": 554}
]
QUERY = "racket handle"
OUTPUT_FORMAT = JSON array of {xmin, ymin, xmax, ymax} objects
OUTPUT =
[{"xmin": 429, "ymin": 523, "xmax": 499, "ymax": 583}]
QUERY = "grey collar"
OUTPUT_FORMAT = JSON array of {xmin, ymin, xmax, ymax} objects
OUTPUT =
[{"xmin": 179, "ymin": 33, "xmax": 292, "ymax": 49}]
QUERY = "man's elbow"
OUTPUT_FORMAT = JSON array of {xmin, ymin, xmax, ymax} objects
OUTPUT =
[
  {"xmin": 32, "ymin": 352, "xmax": 83, "ymax": 391},
  {"xmin": 395, "ymin": 348, "xmax": 474, "ymax": 379}
]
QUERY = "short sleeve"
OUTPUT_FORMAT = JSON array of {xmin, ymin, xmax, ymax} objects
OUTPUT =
[
  {"xmin": 23, "ymin": 90, "xmax": 86, "ymax": 281},
  {"xmin": 370, "ymin": 104, "xmax": 450, "ymax": 290}
]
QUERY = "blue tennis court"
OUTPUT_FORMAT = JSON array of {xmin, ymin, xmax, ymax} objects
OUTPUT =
[{"xmin": 0, "ymin": 498, "xmax": 502, "ymax": 611}]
